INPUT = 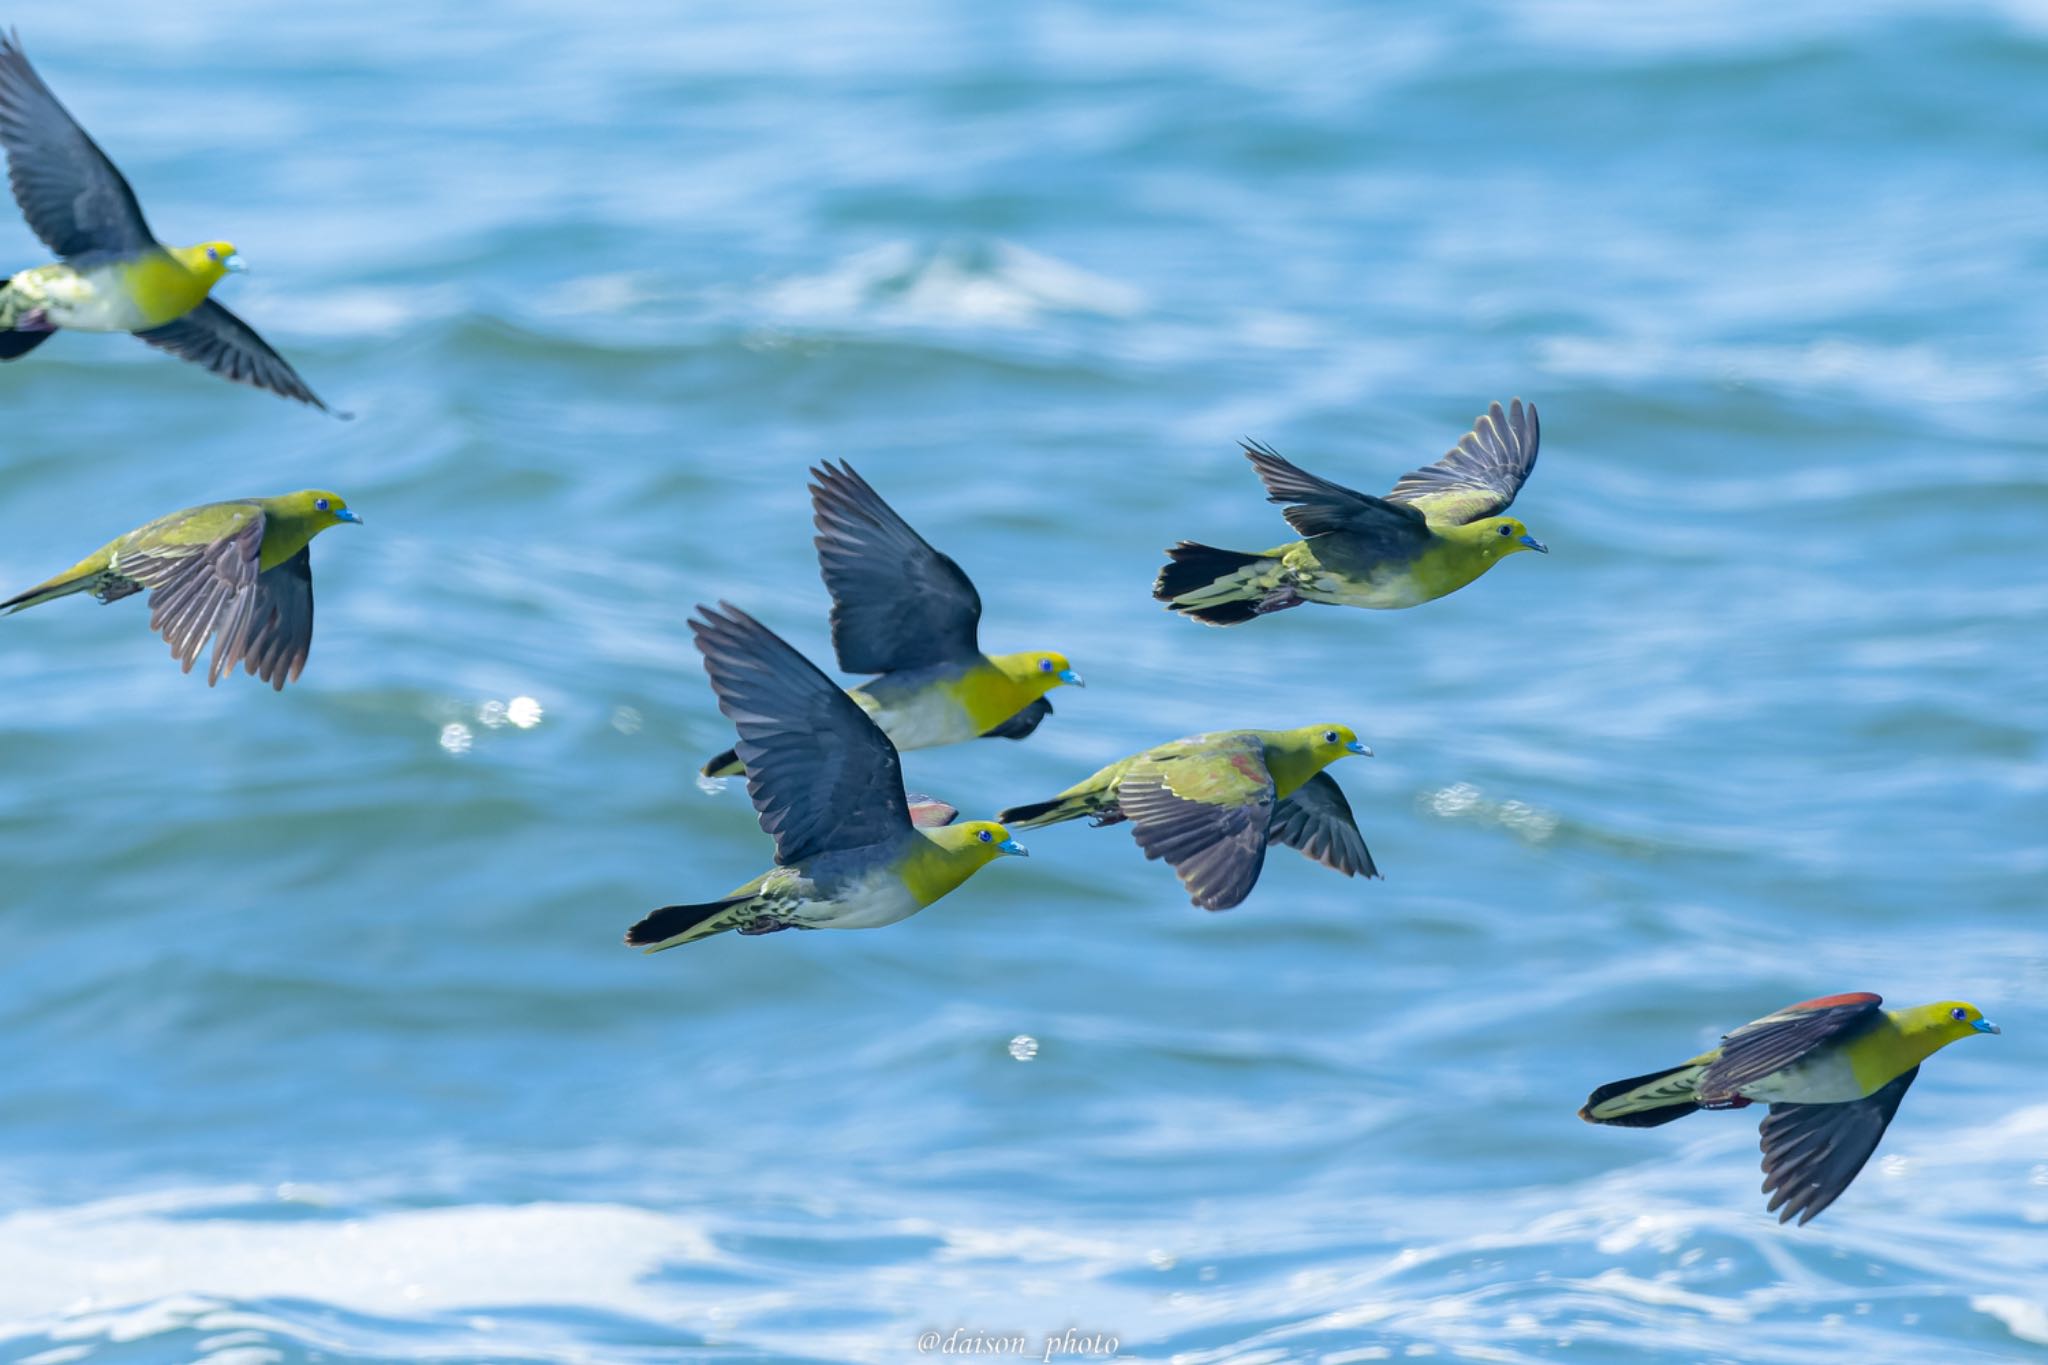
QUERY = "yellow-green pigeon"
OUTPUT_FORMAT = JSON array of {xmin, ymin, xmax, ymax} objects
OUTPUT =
[
  {"xmin": 700, "ymin": 461, "xmax": 1081, "ymax": 777},
  {"xmin": 1155, "ymin": 399, "xmax": 1545, "ymax": 624},
  {"xmin": 629, "ymin": 603, "xmax": 1028, "ymax": 951},
  {"xmin": 0, "ymin": 33, "xmax": 331, "ymax": 410},
  {"xmin": 996, "ymin": 725, "xmax": 1376, "ymax": 910},
  {"xmin": 1, "ymin": 491, "xmax": 361, "ymax": 688},
  {"xmin": 1580, "ymin": 992, "xmax": 2000, "ymax": 1224}
]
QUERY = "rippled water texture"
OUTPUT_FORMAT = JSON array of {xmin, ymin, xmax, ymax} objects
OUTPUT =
[{"xmin": 0, "ymin": 1, "xmax": 2044, "ymax": 1361}]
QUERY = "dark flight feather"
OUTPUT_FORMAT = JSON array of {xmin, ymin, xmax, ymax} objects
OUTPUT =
[
  {"xmin": 981, "ymin": 695, "xmax": 1052, "ymax": 740},
  {"xmin": 1760, "ymin": 1067, "xmax": 1918, "ymax": 1225},
  {"xmin": 0, "ymin": 32, "xmax": 155, "ymax": 259},
  {"xmin": 810, "ymin": 461, "xmax": 981, "ymax": 674},
  {"xmin": 1267, "ymin": 772, "xmax": 1378, "ymax": 879},
  {"xmin": 689, "ymin": 603, "xmax": 910, "ymax": 866},
  {"xmin": 135, "ymin": 299, "xmax": 331, "ymax": 411}
]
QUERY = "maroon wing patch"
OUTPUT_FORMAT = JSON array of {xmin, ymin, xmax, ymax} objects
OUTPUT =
[{"xmin": 1779, "ymin": 992, "xmax": 1883, "ymax": 1014}]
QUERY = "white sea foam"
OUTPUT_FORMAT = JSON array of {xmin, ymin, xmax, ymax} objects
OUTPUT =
[
  {"xmin": 1973, "ymin": 1295, "xmax": 2048, "ymax": 1346},
  {"xmin": 1580, "ymin": 1269, "xmax": 1750, "ymax": 1321},
  {"xmin": 0, "ymin": 1192, "xmax": 719, "ymax": 1353},
  {"xmin": 0, "ymin": 1189, "xmax": 1183, "ymax": 1364}
]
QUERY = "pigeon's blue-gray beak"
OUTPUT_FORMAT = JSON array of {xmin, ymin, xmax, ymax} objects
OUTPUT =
[
  {"xmin": 1346, "ymin": 740, "xmax": 1373, "ymax": 756},
  {"xmin": 222, "ymin": 252, "xmax": 248, "ymax": 274},
  {"xmin": 1518, "ymin": 533, "xmax": 1548, "ymax": 553},
  {"xmin": 333, "ymin": 508, "xmax": 362, "ymax": 525},
  {"xmin": 998, "ymin": 838, "xmax": 1028, "ymax": 857},
  {"xmin": 1974, "ymin": 1018, "xmax": 2001, "ymax": 1034},
  {"xmin": 1057, "ymin": 668, "xmax": 1084, "ymax": 687}
]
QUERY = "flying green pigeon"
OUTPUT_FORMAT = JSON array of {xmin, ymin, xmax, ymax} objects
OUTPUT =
[
  {"xmin": 1580, "ymin": 992, "xmax": 2000, "ymax": 1225},
  {"xmin": 630, "ymin": 603, "xmax": 1028, "ymax": 951},
  {"xmin": 700, "ymin": 461, "xmax": 1081, "ymax": 777},
  {"xmin": 0, "ymin": 32, "xmax": 332, "ymax": 409},
  {"xmin": 997, "ymin": 725, "xmax": 1376, "ymax": 910},
  {"xmin": 1, "ymin": 491, "xmax": 361, "ymax": 688},
  {"xmin": 1155, "ymin": 399, "xmax": 1545, "ymax": 624}
]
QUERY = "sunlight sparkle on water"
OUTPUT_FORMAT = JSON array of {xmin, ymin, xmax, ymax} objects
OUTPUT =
[{"xmin": 477, "ymin": 697, "xmax": 544, "ymax": 730}]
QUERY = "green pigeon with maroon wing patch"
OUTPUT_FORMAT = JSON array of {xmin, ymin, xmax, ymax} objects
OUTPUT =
[{"xmin": 1580, "ymin": 992, "xmax": 2001, "ymax": 1225}]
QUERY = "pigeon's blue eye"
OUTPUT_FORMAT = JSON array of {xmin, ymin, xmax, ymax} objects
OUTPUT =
[
  {"xmin": 1952, "ymin": 1007, "xmax": 1968, "ymax": 1021},
  {"xmin": 1039, "ymin": 659, "xmax": 1052, "ymax": 672},
  {"xmin": 977, "ymin": 829, "xmax": 992, "ymax": 843},
  {"xmin": 1498, "ymin": 524, "xmax": 1512, "ymax": 536},
  {"xmin": 315, "ymin": 498, "xmax": 331, "ymax": 512},
  {"xmin": 206, "ymin": 247, "xmax": 218, "ymax": 261},
  {"xmin": 1323, "ymin": 730, "xmax": 1337, "ymax": 743}
]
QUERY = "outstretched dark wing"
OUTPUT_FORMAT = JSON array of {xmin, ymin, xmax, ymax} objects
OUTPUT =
[
  {"xmin": 1759, "ymin": 1067, "xmax": 1918, "ymax": 1225},
  {"xmin": 239, "ymin": 547, "xmax": 316, "ymax": 690},
  {"xmin": 1698, "ymin": 994, "xmax": 1885, "ymax": 1101},
  {"xmin": 689, "ymin": 603, "xmax": 910, "ymax": 864},
  {"xmin": 1385, "ymin": 398, "xmax": 1540, "ymax": 525},
  {"xmin": 135, "ymin": 300, "xmax": 331, "ymax": 411},
  {"xmin": 810, "ymin": 460, "xmax": 981, "ymax": 674},
  {"xmin": 1267, "ymin": 772, "xmax": 1378, "ymax": 879},
  {"xmin": 0, "ymin": 32, "xmax": 155, "ymax": 259},
  {"xmin": 1118, "ymin": 734, "xmax": 1275, "ymax": 911},
  {"xmin": 981, "ymin": 696, "xmax": 1051, "ymax": 741},
  {"xmin": 1242, "ymin": 441, "xmax": 1432, "ymax": 573}
]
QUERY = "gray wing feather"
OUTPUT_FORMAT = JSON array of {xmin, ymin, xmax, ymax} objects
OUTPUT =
[
  {"xmin": 1118, "ymin": 738, "xmax": 1275, "ymax": 911},
  {"xmin": 135, "ymin": 300, "xmax": 330, "ymax": 411},
  {"xmin": 0, "ymin": 32, "xmax": 155, "ymax": 258},
  {"xmin": 1385, "ymin": 398, "xmax": 1540, "ymax": 523},
  {"xmin": 1759, "ymin": 1067, "xmax": 1917, "ymax": 1225},
  {"xmin": 1698, "ymin": 996, "xmax": 1884, "ymax": 1100},
  {"xmin": 811, "ymin": 460, "xmax": 982, "ymax": 674},
  {"xmin": 1267, "ymin": 772, "xmax": 1378, "ymax": 879},
  {"xmin": 122, "ymin": 515, "xmax": 271, "ymax": 685},
  {"xmin": 690, "ymin": 602, "xmax": 911, "ymax": 865}
]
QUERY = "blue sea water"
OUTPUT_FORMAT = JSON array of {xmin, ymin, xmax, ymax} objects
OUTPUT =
[{"xmin": 0, "ymin": 0, "xmax": 2044, "ymax": 1360}]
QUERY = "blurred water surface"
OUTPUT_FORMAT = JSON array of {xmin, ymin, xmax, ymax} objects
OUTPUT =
[{"xmin": 0, "ymin": 1, "xmax": 2044, "ymax": 1361}]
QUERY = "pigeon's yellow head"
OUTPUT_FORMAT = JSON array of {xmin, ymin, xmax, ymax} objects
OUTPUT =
[
  {"xmin": 271, "ymin": 490, "xmax": 363, "ymax": 531},
  {"xmin": 928, "ymin": 820, "xmax": 1028, "ymax": 862},
  {"xmin": 1916, "ymin": 1000, "xmax": 2001, "ymax": 1041},
  {"xmin": 1302, "ymin": 724, "xmax": 1372, "ymax": 764},
  {"xmin": 990, "ymin": 650, "xmax": 1085, "ymax": 696},
  {"xmin": 170, "ymin": 240, "xmax": 244, "ymax": 285},
  {"xmin": 1472, "ymin": 515, "xmax": 1547, "ymax": 558}
]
